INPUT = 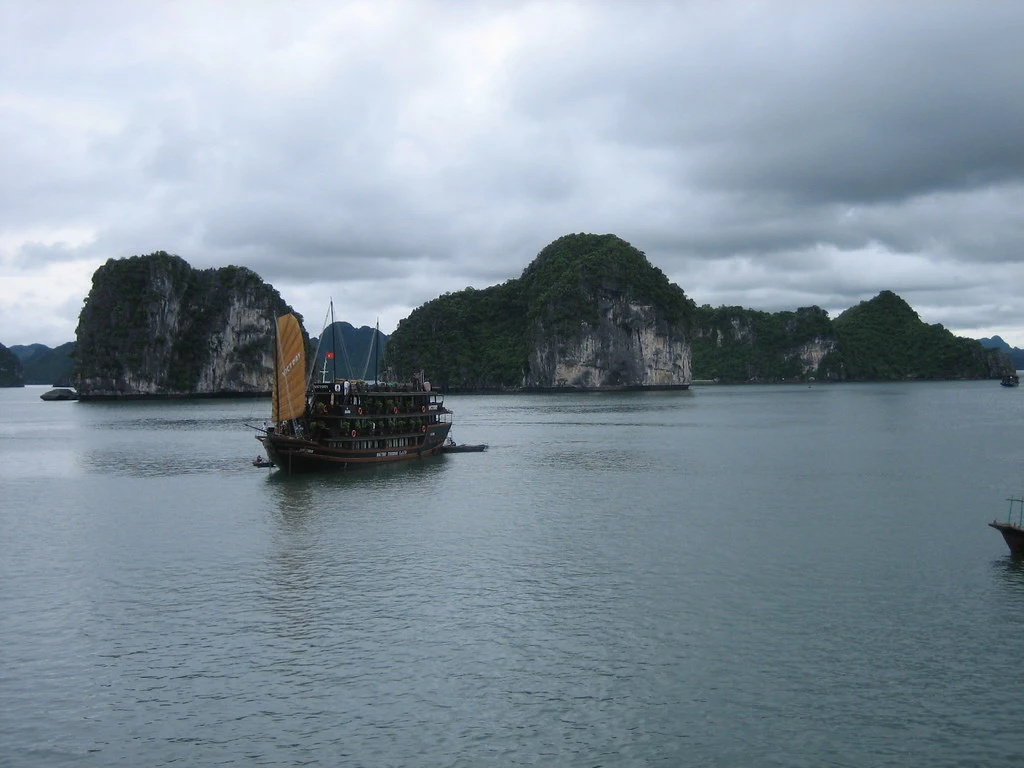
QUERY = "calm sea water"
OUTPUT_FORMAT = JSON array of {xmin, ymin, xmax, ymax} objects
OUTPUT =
[{"xmin": 2, "ymin": 381, "xmax": 1024, "ymax": 767}]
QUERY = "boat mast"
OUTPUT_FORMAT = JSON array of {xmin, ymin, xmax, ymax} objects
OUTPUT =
[
  {"xmin": 374, "ymin": 318, "xmax": 379, "ymax": 384},
  {"xmin": 329, "ymin": 299, "xmax": 337, "ymax": 383},
  {"xmin": 272, "ymin": 315, "xmax": 279, "ymax": 424}
]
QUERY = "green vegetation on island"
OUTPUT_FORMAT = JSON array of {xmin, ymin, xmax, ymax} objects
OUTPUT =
[
  {"xmin": 519, "ymin": 233, "xmax": 694, "ymax": 333},
  {"xmin": 831, "ymin": 290, "xmax": 1002, "ymax": 380},
  {"xmin": 385, "ymin": 280, "xmax": 528, "ymax": 390},
  {"xmin": 388, "ymin": 234, "xmax": 1010, "ymax": 387},
  {"xmin": 3, "ymin": 234, "xmax": 1016, "ymax": 394},
  {"xmin": 690, "ymin": 305, "xmax": 838, "ymax": 382},
  {"xmin": 386, "ymin": 234, "xmax": 693, "ymax": 388}
]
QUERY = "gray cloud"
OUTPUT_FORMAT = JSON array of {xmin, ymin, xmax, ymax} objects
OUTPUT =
[{"xmin": 2, "ymin": 0, "xmax": 1023, "ymax": 349}]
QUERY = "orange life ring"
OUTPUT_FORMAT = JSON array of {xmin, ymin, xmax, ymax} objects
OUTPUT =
[
  {"xmin": 358, "ymin": 407, "xmax": 364, "ymax": 415},
  {"xmin": 351, "ymin": 430, "xmax": 357, "ymax": 438},
  {"xmin": 421, "ymin": 425, "xmax": 427, "ymax": 433},
  {"xmin": 421, "ymin": 405, "xmax": 426, "ymax": 413},
  {"xmin": 393, "ymin": 407, "xmax": 398, "ymax": 414}
]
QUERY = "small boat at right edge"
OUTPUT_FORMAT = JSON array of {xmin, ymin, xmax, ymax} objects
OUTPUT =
[
  {"xmin": 1001, "ymin": 373, "xmax": 1020, "ymax": 387},
  {"xmin": 990, "ymin": 496, "xmax": 1024, "ymax": 554}
]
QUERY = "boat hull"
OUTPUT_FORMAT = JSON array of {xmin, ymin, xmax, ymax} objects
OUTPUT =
[
  {"xmin": 259, "ymin": 423, "xmax": 451, "ymax": 473},
  {"xmin": 989, "ymin": 521, "xmax": 1024, "ymax": 555}
]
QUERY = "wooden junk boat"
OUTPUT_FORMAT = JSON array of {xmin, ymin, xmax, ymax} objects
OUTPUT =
[
  {"xmin": 989, "ymin": 496, "xmax": 1024, "ymax": 555},
  {"xmin": 256, "ymin": 312, "xmax": 452, "ymax": 473}
]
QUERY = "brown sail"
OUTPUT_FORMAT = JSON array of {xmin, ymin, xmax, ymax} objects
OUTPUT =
[{"xmin": 272, "ymin": 313, "xmax": 306, "ymax": 423}]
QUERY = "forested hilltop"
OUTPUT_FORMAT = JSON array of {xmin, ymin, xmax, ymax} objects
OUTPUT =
[
  {"xmin": 387, "ymin": 234, "xmax": 1011, "ymax": 388},
  {"xmin": 386, "ymin": 233, "xmax": 695, "ymax": 390},
  {"xmin": 830, "ymin": 290, "xmax": 1005, "ymax": 381},
  {"xmin": 689, "ymin": 291, "xmax": 1008, "ymax": 383},
  {"xmin": 75, "ymin": 252, "xmax": 298, "ymax": 398}
]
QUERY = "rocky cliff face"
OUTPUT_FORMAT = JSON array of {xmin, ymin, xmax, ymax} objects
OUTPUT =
[
  {"xmin": 75, "ymin": 252, "xmax": 297, "ymax": 398},
  {"xmin": 795, "ymin": 338, "xmax": 839, "ymax": 374},
  {"xmin": 527, "ymin": 291, "xmax": 691, "ymax": 388},
  {"xmin": 689, "ymin": 305, "xmax": 842, "ymax": 382},
  {"xmin": 693, "ymin": 321, "xmax": 839, "ymax": 378}
]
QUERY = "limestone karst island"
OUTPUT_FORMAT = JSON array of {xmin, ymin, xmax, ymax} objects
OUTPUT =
[{"xmin": 0, "ymin": 233, "xmax": 1016, "ymax": 396}]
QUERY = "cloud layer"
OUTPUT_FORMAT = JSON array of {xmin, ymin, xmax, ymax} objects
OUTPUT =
[{"xmin": 2, "ymin": 0, "xmax": 1023, "ymax": 348}]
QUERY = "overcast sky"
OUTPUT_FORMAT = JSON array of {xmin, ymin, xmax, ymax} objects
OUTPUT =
[{"xmin": 3, "ymin": 0, "xmax": 1024, "ymax": 350}]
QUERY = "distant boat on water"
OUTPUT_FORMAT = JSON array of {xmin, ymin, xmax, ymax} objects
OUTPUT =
[
  {"xmin": 989, "ymin": 497, "xmax": 1024, "ymax": 554},
  {"xmin": 1001, "ymin": 373, "xmax": 1020, "ymax": 387}
]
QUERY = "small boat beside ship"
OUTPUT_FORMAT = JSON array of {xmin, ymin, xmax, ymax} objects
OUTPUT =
[
  {"xmin": 989, "ymin": 496, "xmax": 1024, "ymax": 554},
  {"xmin": 256, "ymin": 311, "xmax": 453, "ymax": 473},
  {"xmin": 1001, "ymin": 373, "xmax": 1020, "ymax": 387},
  {"xmin": 441, "ymin": 438, "xmax": 488, "ymax": 453}
]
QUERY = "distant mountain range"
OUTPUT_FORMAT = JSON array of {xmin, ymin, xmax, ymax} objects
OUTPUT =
[
  {"xmin": 309, "ymin": 322, "xmax": 389, "ymax": 382},
  {"xmin": 1, "ymin": 330, "xmax": 1019, "ymax": 388},
  {"xmin": 0, "ymin": 323, "xmax": 391, "ymax": 388},
  {"xmin": 8, "ymin": 342, "xmax": 76, "ymax": 385},
  {"xmin": 977, "ymin": 336, "xmax": 1024, "ymax": 370}
]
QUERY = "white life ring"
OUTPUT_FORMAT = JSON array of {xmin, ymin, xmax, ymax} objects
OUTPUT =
[{"xmin": 333, "ymin": 383, "xmax": 341, "ymax": 393}]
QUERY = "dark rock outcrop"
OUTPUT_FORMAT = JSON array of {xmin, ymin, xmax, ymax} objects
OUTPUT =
[
  {"xmin": 0, "ymin": 343, "xmax": 25, "ymax": 387},
  {"xmin": 520, "ymin": 234, "xmax": 693, "ymax": 388},
  {"xmin": 40, "ymin": 388, "xmax": 77, "ymax": 401},
  {"xmin": 75, "ymin": 252, "xmax": 299, "ymax": 399}
]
